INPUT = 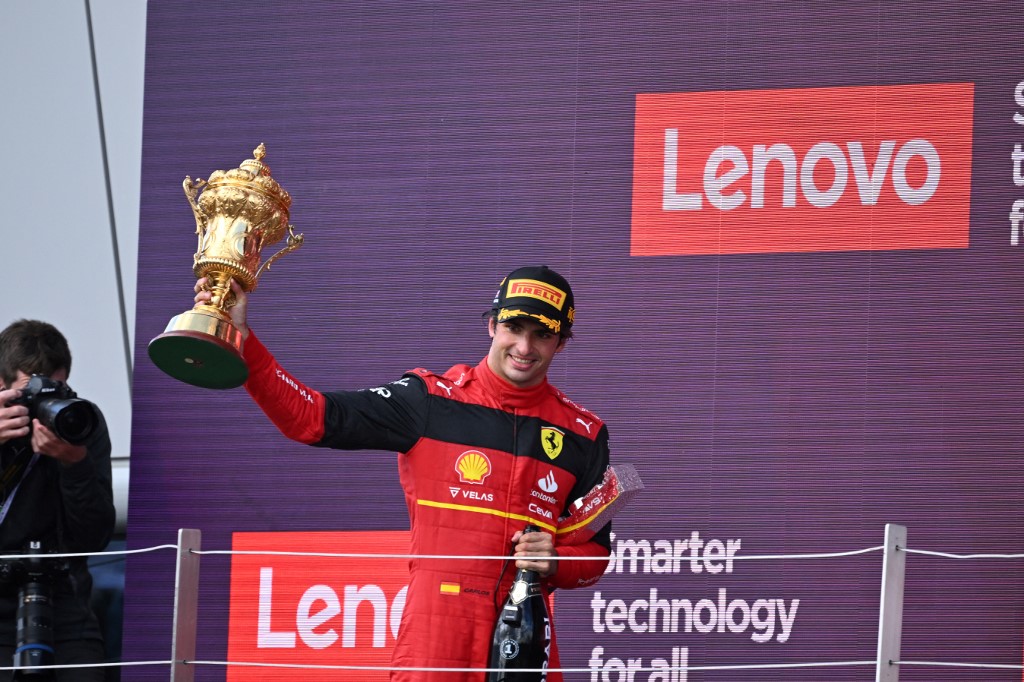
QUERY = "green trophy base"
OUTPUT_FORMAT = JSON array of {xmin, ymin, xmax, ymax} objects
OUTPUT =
[{"xmin": 148, "ymin": 309, "xmax": 248, "ymax": 389}]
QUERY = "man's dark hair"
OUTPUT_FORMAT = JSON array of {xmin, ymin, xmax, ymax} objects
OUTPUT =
[
  {"xmin": 0, "ymin": 319, "xmax": 72, "ymax": 386},
  {"xmin": 484, "ymin": 310, "xmax": 574, "ymax": 340}
]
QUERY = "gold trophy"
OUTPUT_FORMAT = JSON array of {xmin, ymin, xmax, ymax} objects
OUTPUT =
[{"xmin": 148, "ymin": 144, "xmax": 303, "ymax": 389}]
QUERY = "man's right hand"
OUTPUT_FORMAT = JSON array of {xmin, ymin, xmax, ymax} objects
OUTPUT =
[
  {"xmin": 194, "ymin": 277, "xmax": 250, "ymax": 339},
  {"xmin": 0, "ymin": 388, "xmax": 30, "ymax": 445}
]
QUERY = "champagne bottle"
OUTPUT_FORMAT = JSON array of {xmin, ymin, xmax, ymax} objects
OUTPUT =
[{"xmin": 487, "ymin": 524, "xmax": 551, "ymax": 682}]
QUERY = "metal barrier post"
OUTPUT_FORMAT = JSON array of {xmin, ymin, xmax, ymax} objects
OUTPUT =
[
  {"xmin": 171, "ymin": 529, "xmax": 201, "ymax": 682},
  {"xmin": 875, "ymin": 523, "xmax": 907, "ymax": 682}
]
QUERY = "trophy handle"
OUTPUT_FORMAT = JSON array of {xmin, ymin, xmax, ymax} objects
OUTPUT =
[
  {"xmin": 183, "ymin": 176, "xmax": 209, "ymax": 262},
  {"xmin": 254, "ymin": 224, "xmax": 304, "ymax": 283}
]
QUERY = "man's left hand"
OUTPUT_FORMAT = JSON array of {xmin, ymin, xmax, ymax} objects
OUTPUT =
[
  {"xmin": 512, "ymin": 529, "xmax": 559, "ymax": 577},
  {"xmin": 31, "ymin": 420, "xmax": 86, "ymax": 465}
]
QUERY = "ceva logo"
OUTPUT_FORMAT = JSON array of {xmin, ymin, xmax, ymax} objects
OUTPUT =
[{"xmin": 631, "ymin": 83, "xmax": 974, "ymax": 255}]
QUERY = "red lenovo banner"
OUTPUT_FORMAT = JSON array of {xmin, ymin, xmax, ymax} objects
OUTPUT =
[
  {"xmin": 227, "ymin": 531, "xmax": 410, "ymax": 681},
  {"xmin": 631, "ymin": 83, "xmax": 975, "ymax": 255}
]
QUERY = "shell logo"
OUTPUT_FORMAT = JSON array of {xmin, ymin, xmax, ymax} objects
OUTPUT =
[{"xmin": 455, "ymin": 450, "xmax": 492, "ymax": 485}]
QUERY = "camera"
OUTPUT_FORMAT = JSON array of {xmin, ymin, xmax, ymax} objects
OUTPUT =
[
  {"xmin": 0, "ymin": 541, "xmax": 69, "ymax": 681},
  {"xmin": 9, "ymin": 375, "xmax": 97, "ymax": 446}
]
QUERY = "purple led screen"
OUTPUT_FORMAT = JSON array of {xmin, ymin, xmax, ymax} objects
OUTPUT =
[{"xmin": 127, "ymin": 3, "xmax": 1024, "ymax": 680}]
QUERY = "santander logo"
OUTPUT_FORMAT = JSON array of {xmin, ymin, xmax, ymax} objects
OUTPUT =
[
  {"xmin": 539, "ymin": 470, "xmax": 558, "ymax": 494},
  {"xmin": 631, "ymin": 83, "xmax": 974, "ymax": 255}
]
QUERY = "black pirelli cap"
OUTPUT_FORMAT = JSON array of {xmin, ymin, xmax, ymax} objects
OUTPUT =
[{"xmin": 490, "ymin": 265, "xmax": 575, "ymax": 335}]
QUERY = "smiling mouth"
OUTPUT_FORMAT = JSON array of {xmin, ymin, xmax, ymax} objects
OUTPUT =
[{"xmin": 509, "ymin": 354, "xmax": 535, "ymax": 368}]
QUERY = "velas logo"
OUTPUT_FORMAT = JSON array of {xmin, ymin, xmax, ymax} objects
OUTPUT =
[
  {"xmin": 507, "ymin": 279, "xmax": 567, "ymax": 310},
  {"xmin": 227, "ymin": 531, "xmax": 410, "ymax": 681},
  {"xmin": 631, "ymin": 83, "xmax": 974, "ymax": 255}
]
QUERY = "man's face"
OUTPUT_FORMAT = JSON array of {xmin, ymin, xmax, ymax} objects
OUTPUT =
[
  {"xmin": 487, "ymin": 317, "xmax": 565, "ymax": 389},
  {"xmin": 0, "ymin": 368, "xmax": 69, "ymax": 392}
]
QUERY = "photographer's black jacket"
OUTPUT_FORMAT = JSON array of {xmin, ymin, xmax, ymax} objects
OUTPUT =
[{"xmin": 0, "ymin": 404, "xmax": 115, "ymax": 644}]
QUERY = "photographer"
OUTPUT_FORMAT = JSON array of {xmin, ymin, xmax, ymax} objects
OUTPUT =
[{"xmin": 0, "ymin": 320, "xmax": 115, "ymax": 681}]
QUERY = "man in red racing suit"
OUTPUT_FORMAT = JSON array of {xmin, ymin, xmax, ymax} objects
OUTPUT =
[{"xmin": 209, "ymin": 265, "xmax": 612, "ymax": 681}]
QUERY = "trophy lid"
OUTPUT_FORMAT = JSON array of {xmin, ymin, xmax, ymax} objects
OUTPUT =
[
  {"xmin": 240, "ymin": 143, "xmax": 271, "ymax": 176},
  {"xmin": 204, "ymin": 143, "xmax": 292, "ymax": 210}
]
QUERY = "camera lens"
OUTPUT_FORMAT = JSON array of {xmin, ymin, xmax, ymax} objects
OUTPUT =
[
  {"xmin": 14, "ymin": 582, "xmax": 55, "ymax": 679},
  {"xmin": 36, "ymin": 399, "xmax": 97, "ymax": 445}
]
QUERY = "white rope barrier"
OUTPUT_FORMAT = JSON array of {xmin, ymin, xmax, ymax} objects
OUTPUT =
[
  {"xmin": 901, "ymin": 547, "xmax": 1024, "ymax": 559},
  {"xmin": 173, "ymin": 534, "xmax": 900, "ymax": 679},
  {"xmin": 0, "ymin": 543, "xmax": 177, "ymax": 561},
  {"xmin": 709, "ymin": 546, "xmax": 885, "ymax": 560},
  {"xmin": 894, "ymin": 660, "xmax": 1024, "ymax": 670},
  {"xmin": 10, "ymin": 658, "xmax": 1023, "ymax": 676},
  {"xmin": 0, "ymin": 660, "xmax": 174, "ymax": 671},
  {"xmin": 8, "ymin": 529, "xmax": 1018, "ymax": 679},
  {"xmin": 195, "ymin": 549, "xmax": 608, "ymax": 561},
  {"xmin": 182, "ymin": 659, "xmax": 879, "ymax": 673},
  {"xmin": 0, "ymin": 543, "xmax": 179, "ymax": 678},
  {"xmin": 192, "ymin": 544, "xmax": 885, "ymax": 562}
]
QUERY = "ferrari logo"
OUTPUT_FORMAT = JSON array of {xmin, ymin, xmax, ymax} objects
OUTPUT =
[{"xmin": 540, "ymin": 427, "xmax": 564, "ymax": 460}]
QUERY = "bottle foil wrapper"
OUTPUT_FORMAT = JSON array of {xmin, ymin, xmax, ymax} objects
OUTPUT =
[{"xmin": 556, "ymin": 463, "xmax": 643, "ymax": 545}]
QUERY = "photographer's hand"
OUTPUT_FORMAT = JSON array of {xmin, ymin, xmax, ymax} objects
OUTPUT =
[
  {"xmin": 0, "ymin": 387, "xmax": 30, "ymax": 445},
  {"xmin": 31, "ymin": 420, "xmax": 86, "ymax": 465},
  {"xmin": 194, "ymin": 277, "xmax": 250, "ymax": 339}
]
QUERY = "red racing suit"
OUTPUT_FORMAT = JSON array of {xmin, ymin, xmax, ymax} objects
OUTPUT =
[{"xmin": 243, "ymin": 331, "xmax": 612, "ymax": 681}]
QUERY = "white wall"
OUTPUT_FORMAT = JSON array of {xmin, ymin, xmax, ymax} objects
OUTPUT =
[{"xmin": 0, "ymin": 0, "xmax": 147, "ymax": 532}]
